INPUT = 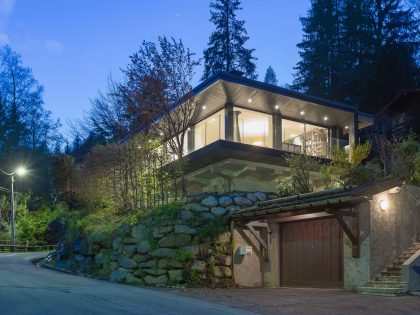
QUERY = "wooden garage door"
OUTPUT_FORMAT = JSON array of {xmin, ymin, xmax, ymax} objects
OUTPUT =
[{"xmin": 281, "ymin": 218, "xmax": 343, "ymax": 288}]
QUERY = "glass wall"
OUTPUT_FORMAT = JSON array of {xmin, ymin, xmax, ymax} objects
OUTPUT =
[
  {"xmin": 234, "ymin": 107, "xmax": 273, "ymax": 148},
  {"xmin": 194, "ymin": 109, "xmax": 225, "ymax": 151},
  {"xmin": 282, "ymin": 119, "xmax": 329, "ymax": 157}
]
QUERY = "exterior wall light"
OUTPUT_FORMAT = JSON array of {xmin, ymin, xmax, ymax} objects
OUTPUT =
[
  {"xmin": 345, "ymin": 125, "xmax": 349, "ymax": 130},
  {"xmin": 388, "ymin": 186, "xmax": 401, "ymax": 194},
  {"xmin": 323, "ymin": 116, "xmax": 329, "ymax": 121},
  {"xmin": 275, "ymin": 105, "xmax": 279, "ymax": 109},
  {"xmin": 202, "ymin": 105, "xmax": 206, "ymax": 110},
  {"xmin": 300, "ymin": 111, "xmax": 305, "ymax": 115},
  {"xmin": 379, "ymin": 197, "xmax": 389, "ymax": 211},
  {"xmin": 248, "ymin": 98, "xmax": 252, "ymax": 103}
]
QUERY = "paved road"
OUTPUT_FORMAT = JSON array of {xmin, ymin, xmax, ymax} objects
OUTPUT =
[{"xmin": 0, "ymin": 253, "xmax": 254, "ymax": 315}]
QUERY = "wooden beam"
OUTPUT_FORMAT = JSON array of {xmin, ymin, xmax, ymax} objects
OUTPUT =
[
  {"xmin": 270, "ymin": 212, "xmax": 333, "ymax": 223},
  {"xmin": 334, "ymin": 211, "xmax": 360, "ymax": 258},
  {"xmin": 246, "ymin": 223, "xmax": 268, "ymax": 250},
  {"xmin": 326, "ymin": 209, "xmax": 357, "ymax": 217}
]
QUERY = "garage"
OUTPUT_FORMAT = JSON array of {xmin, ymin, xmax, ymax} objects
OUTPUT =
[{"xmin": 280, "ymin": 218, "xmax": 343, "ymax": 288}]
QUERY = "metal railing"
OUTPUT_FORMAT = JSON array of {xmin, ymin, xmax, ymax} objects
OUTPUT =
[{"xmin": 0, "ymin": 240, "xmax": 57, "ymax": 252}]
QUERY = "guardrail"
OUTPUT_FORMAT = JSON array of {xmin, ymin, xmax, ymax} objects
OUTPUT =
[{"xmin": 0, "ymin": 244, "xmax": 57, "ymax": 252}]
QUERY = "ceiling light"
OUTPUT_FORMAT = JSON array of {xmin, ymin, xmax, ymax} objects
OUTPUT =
[
  {"xmin": 248, "ymin": 98, "xmax": 252, "ymax": 103},
  {"xmin": 300, "ymin": 111, "xmax": 305, "ymax": 115},
  {"xmin": 291, "ymin": 134, "xmax": 296, "ymax": 138},
  {"xmin": 202, "ymin": 105, "xmax": 206, "ymax": 110},
  {"xmin": 275, "ymin": 105, "xmax": 279, "ymax": 109},
  {"xmin": 345, "ymin": 125, "xmax": 349, "ymax": 130},
  {"xmin": 323, "ymin": 116, "xmax": 328, "ymax": 121},
  {"xmin": 187, "ymin": 127, "xmax": 191, "ymax": 131}
]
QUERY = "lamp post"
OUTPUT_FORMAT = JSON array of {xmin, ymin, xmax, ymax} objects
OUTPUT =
[{"xmin": 0, "ymin": 167, "xmax": 27, "ymax": 249}]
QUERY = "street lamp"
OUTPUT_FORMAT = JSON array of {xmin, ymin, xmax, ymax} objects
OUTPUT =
[{"xmin": 0, "ymin": 167, "xmax": 27, "ymax": 249}]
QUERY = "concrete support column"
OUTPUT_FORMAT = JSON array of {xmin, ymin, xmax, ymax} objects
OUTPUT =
[
  {"xmin": 273, "ymin": 114, "xmax": 282, "ymax": 150},
  {"xmin": 349, "ymin": 113, "xmax": 359, "ymax": 147},
  {"xmin": 225, "ymin": 102, "xmax": 234, "ymax": 141},
  {"xmin": 187, "ymin": 126, "xmax": 194, "ymax": 153}
]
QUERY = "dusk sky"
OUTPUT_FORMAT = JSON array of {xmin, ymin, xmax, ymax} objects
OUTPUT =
[{"xmin": 0, "ymin": 0, "xmax": 310, "ymax": 136}]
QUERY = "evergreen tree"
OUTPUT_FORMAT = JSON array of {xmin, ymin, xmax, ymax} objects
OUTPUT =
[
  {"xmin": 264, "ymin": 66, "xmax": 278, "ymax": 85},
  {"xmin": 202, "ymin": 0, "xmax": 257, "ymax": 80}
]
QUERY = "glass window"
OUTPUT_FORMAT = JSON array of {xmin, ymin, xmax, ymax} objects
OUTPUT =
[
  {"xmin": 304, "ymin": 123, "xmax": 328, "ymax": 157},
  {"xmin": 282, "ymin": 119, "xmax": 304, "ymax": 154},
  {"xmin": 234, "ymin": 107, "xmax": 272, "ymax": 148},
  {"xmin": 194, "ymin": 109, "xmax": 224, "ymax": 151}
]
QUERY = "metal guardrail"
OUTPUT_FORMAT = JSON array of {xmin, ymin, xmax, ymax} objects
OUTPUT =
[{"xmin": 0, "ymin": 244, "xmax": 57, "ymax": 252}]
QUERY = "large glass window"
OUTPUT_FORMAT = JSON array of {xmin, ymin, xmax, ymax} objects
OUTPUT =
[
  {"xmin": 234, "ymin": 107, "xmax": 272, "ymax": 148},
  {"xmin": 194, "ymin": 109, "xmax": 224, "ymax": 150}
]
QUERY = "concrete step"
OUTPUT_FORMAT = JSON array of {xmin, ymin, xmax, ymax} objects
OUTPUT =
[
  {"xmin": 375, "ymin": 275, "xmax": 403, "ymax": 282},
  {"xmin": 357, "ymin": 286, "xmax": 407, "ymax": 296},
  {"xmin": 387, "ymin": 266, "xmax": 402, "ymax": 272},
  {"xmin": 366, "ymin": 281, "xmax": 408, "ymax": 289},
  {"xmin": 381, "ymin": 271, "xmax": 402, "ymax": 276}
]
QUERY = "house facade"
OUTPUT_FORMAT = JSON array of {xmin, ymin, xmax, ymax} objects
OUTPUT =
[{"xmin": 180, "ymin": 71, "xmax": 373, "ymax": 193}]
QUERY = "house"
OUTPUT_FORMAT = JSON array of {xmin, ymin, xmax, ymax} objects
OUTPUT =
[
  {"xmin": 375, "ymin": 89, "xmax": 420, "ymax": 139},
  {"xmin": 181, "ymin": 71, "xmax": 373, "ymax": 193},
  {"xmin": 229, "ymin": 179, "xmax": 420, "ymax": 294}
]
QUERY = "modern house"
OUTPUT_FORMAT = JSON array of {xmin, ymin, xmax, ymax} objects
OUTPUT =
[{"xmin": 181, "ymin": 71, "xmax": 373, "ymax": 192}]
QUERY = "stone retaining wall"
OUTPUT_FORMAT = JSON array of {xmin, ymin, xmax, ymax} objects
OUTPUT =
[{"xmin": 47, "ymin": 191, "xmax": 276, "ymax": 287}]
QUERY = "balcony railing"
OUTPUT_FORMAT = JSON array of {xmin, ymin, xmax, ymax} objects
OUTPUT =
[{"xmin": 280, "ymin": 138, "xmax": 349, "ymax": 159}]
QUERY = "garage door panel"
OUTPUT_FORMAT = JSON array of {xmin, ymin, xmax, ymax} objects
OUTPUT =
[{"xmin": 281, "ymin": 218, "xmax": 343, "ymax": 288}]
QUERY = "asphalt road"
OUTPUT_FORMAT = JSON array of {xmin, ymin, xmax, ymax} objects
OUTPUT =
[{"xmin": 0, "ymin": 252, "xmax": 254, "ymax": 315}]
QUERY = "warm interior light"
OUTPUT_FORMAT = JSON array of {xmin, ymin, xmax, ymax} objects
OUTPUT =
[
  {"xmin": 187, "ymin": 127, "xmax": 191, "ymax": 131},
  {"xmin": 252, "ymin": 141, "xmax": 263, "ymax": 146},
  {"xmin": 300, "ymin": 111, "xmax": 305, "ymax": 115},
  {"xmin": 345, "ymin": 125, "xmax": 349, "ymax": 130},
  {"xmin": 275, "ymin": 105, "xmax": 279, "ymax": 109},
  {"xmin": 15, "ymin": 167, "xmax": 27, "ymax": 176},
  {"xmin": 379, "ymin": 197, "xmax": 389, "ymax": 210},
  {"xmin": 323, "ymin": 116, "xmax": 328, "ymax": 121},
  {"xmin": 248, "ymin": 98, "xmax": 252, "ymax": 103},
  {"xmin": 202, "ymin": 105, "xmax": 206, "ymax": 110}
]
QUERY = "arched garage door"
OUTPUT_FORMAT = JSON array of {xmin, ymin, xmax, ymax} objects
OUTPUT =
[{"xmin": 280, "ymin": 217, "xmax": 343, "ymax": 288}]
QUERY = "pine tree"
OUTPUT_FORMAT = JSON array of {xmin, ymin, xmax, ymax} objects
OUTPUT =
[
  {"xmin": 264, "ymin": 66, "xmax": 278, "ymax": 85},
  {"xmin": 202, "ymin": 0, "xmax": 257, "ymax": 80}
]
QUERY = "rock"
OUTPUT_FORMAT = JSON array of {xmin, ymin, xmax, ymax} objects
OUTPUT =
[
  {"xmin": 219, "ymin": 196, "xmax": 233, "ymax": 207},
  {"xmin": 168, "ymin": 269, "xmax": 184, "ymax": 282},
  {"xmin": 216, "ymin": 254, "xmax": 232, "ymax": 266},
  {"xmin": 211, "ymin": 207, "xmax": 226, "ymax": 216},
  {"xmin": 118, "ymin": 224, "xmax": 131, "ymax": 236},
  {"xmin": 133, "ymin": 254, "xmax": 151, "ymax": 263},
  {"xmin": 217, "ymin": 231, "xmax": 231, "ymax": 243},
  {"xmin": 123, "ymin": 244, "xmax": 137, "ymax": 257},
  {"xmin": 174, "ymin": 225, "xmax": 197, "ymax": 235},
  {"xmin": 191, "ymin": 260, "xmax": 206, "ymax": 273},
  {"xmin": 246, "ymin": 193, "xmax": 257, "ymax": 201},
  {"xmin": 95, "ymin": 253, "xmax": 102, "ymax": 265},
  {"xmin": 254, "ymin": 192, "xmax": 267, "ymax": 201},
  {"xmin": 110, "ymin": 261, "xmax": 119, "ymax": 271},
  {"xmin": 73, "ymin": 254, "xmax": 85, "ymax": 262},
  {"xmin": 150, "ymin": 248, "xmax": 177, "ymax": 258},
  {"xmin": 201, "ymin": 212, "xmax": 215, "ymax": 221},
  {"xmin": 182, "ymin": 245, "xmax": 199, "ymax": 257},
  {"xmin": 267, "ymin": 194, "xmax": 278, "ymax": 200},
  {"xmin": 159, "ymin": 259, "xmax": 183, "ymax": 269},
  {"xmin": 201, "ymin": 196, "xmax": 219, "ymax": 208},
  {"xmin": 139, "ymin": 260, "xmax": 157, "ymax": 268},
  {"xmin": 112, "ymin": 236, "xmax": 122, "ymax": 250},
  {"xmin": 72, "ymin": 239, "xmax": 83, "ymax": 252},
  {"xmin": 144, "ymin": 268, "xmax": 167, "ymax": 276},
  {"xmin": 134, "ymin": 269, "xmax": 145, "ymax": 277},
  {"xmin": 226, "ymin": 205, "xmax": 241, "ymax": 213},
  {"xmin": 123, "ymin": 237, "xmax": 137, "ymax": 244},
  {"xmin": 213, "ymin": 266, "xmax": 232, "ymax": 278},
  {"xmin": 110, "ymin": 267, "xmax": 128, "ymax": 282},
  {"xmin": 125, "ymin": 273, "xmax": 143, "ymax": 285},
  {"xmin": 184, "ymin": 203, "xmax": 209, "ymax": 212},
  {"xmin": 117, "ymin": 256, "xmax": 137, "ymax": 269},
  {"xmin": 144, "ymin": 274, "xmax": 168, "ymax": 285},
  {"xmin": 233, "ymin": 196, "xmax": 253, "ymax": 206},
  {"xmin": 153, "ymin": 226, "xmax": 173, "ymax": 238},
  {"xmin": 179, "ymin": 211, "xmax": 193, "ymax": 220},
  {"xmin": 132, "ymin": 224, "xmax": 147, "ymax": 239},
  {"xmin": 158, "ymin": 234, "xmax": 191, "ymax": 248},
  {"xmin": 136, "ymin": 240, "xmax": 151, "ymax": 254}
]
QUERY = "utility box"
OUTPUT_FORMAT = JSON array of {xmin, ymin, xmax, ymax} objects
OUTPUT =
[{"xmin": 238, "ymin": 245, "xmax": 252, "ymax": 256}]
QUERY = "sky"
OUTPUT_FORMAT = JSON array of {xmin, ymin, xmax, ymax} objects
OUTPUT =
[{"xmin": 0, "ymin": 0, "xmax": 310, "ymax": 137}]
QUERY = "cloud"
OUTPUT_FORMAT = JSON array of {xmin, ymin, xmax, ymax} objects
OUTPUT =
[
  {"xmin": 0, "ymin": 32, "xmax": 8, "ymax": 44},
  {"xmin": 44, "ymin": 38, "xmax": 64, "ymax": 54}
]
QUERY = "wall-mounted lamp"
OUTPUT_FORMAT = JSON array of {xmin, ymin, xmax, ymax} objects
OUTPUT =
[{"xmin": 379, "ymin": 197, "xmax": 389, "ymax": 211}]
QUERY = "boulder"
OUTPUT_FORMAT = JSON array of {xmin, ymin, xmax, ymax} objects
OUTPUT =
[
  {"xmin": 246, "ymin": 193, "xmax": 257, "ymax": 202},
  {"xmin": 211, "ymin": 207, "xmax": 226, "ymax": 216},
  {"xmin": 123, "ymin": 244, "xmax": 137, "ymax": 257},
  {"xmin": 134, "ymin": 269, "xmax": 145, "ymax": 277},
  {"xmin": 144, "ymin": 274, "xmax": 168, "ymax": 285},
  {"xmin": 139, "ymin": 260, "xmax": 157, "ymax": 268},
  {"xmin": 144, "ymin": 268, "xmax": 167, "ymax": 276},
  {"xmin": 125, "ymin": 273, "xmax": 143, "ymax": 285},
  {"xmin": 233, "ymin": 196, "xmax": 253, "ymax": 206},
  {"xmin": 226, "ymin": 205, "xmax": 241, "ymax": 213},
  {"xmin": 94, "ymin": 253, "xmax": 102, "ymax": 265},
  {"xmin": 174, "ymin": 225, "xmax": 197, "ymax": 235},
  {"xmin": 179, "ymin": 210, "xmax": 193, "ymax": 220},
  {"xmin": 254, "ymin": 192, "xmax": 267, "ymax": 201},
  {"xmin": 73, "ymin": 254, "xmax": 85, "ymax": 262},
  {"xmin": 191, "ymin": 260, "xmax": 206, "ymax": 273},
  {"xmin": 184, "ymin": 203, "xmax": 209, "ymax": 212},
  {"xmin": 200, "ymin": 212, "xmax": 215, "ymax": 221},
  {"xmin": 150, "ymin": 248, "xmax": 177, "ymax": 258},
  {"xmin": 219, "ymin": 196, "xmax": 233, "ymax": 207},
  {"xmin": 182, "ymin": 245, "xmax": 199, "ymax": 257},
  {"xmin": 123, "ymin": 237, "xmax": 137, "ymax": 244},
  {"xmin": 159, "ymin": 259, "xmax": 183, "ymax": 269},
  {"xmin": 152, "ymin": 226, "xmax": 173, "ymax": 238},
  {"xmin": 110, "ymin": 267, "xmax": 128, "ymax": 282},
  {"xmin": 217, "ymin": 231, "xmax": 231, "ymax": 243},
  {"xmin": 136, "ymin": 240, "xmax": 151, "ymax": 254},
  {"xmin": 168, "ymin": 269, "xmax": 184, "ymax": 282},
  {"xmin": 158, "ymin": 234, "xmax": 191, "ymax": 248},
  {"xmin": 133, "ymin": 254, "xmax": 151, "ymax": 263},
  {"xmin": 112, "ymin": 236, "xmax": 122, "ymax": 250},
  {"xmin": 110, "ymin": 261, "xmax": 119, "ymax": 271},
  {"xmin": 213, "ymin": 266, "xmax": 232, "ymax": 278},
  {"xmin": 118, "ymin": 224, "xmax": 131, "ymax": 236},
  {"xmin": 117, "ymin": 256, "xmax": 137, "ymax": 269},
  {"xmin": 201, "ymin": 196, "xmax": 219, "ymax": 208},
  {"xmin": 131, "ymin": 224, "xmax": 147, "ymax": 239}
]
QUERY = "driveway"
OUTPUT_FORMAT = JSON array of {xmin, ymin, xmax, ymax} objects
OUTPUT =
[{"xmin": 0, "ymin": 252, "xmax": 252, "ymax": 315}]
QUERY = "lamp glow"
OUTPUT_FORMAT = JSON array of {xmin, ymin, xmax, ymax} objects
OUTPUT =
[
  {"xmin": 300, "ymin": 111, "xmax": 305, "ymax": 115},
  {"xmin": 248, "ymin": 98, "xmax": 252, "ymax": 103},
  {"xmin": 15, "ymin": 167, "xmax": 27, "ymax": 176},
  {"xmin": 323, "ymin": 116, "xmax": 328, "ymax": 121},
  {"xmin": 275, "ymin": 105, "xmax": 279, "ymax": 109},
  {"xmin": 379, "ymin": 197, "xmax": 389, "ymax": 210}
]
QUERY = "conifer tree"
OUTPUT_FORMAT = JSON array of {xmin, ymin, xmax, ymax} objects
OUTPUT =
[
  {"xmin": 264, "ymin": 66, "xmax": 278, "ymax": 85},
  {"xmin": 202, "ymin": 0, "xmax": 257, "ymax": 80}
]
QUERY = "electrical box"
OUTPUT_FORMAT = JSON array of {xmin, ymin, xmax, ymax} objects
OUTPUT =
[{"xmin": 238, "ymin": 245, "xmax": 252, "ymax": 256}]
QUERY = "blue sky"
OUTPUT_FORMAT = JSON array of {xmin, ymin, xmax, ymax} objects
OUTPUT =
[{"xmin": 0, "ymin": 0, "xmax": 310, "ymax": 136}]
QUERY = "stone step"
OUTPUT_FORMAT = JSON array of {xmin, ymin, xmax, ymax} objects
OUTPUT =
[
  {"xmin": 387, "ymin": 266, "xmax": 402, "ymax": 272},
  {"xmin": 381, "ymin": 271, "xmax": 402, "ymax": 276},
  {"xmin": 366, "ymin": 281, "xmax": 408, "ymax": 289},
  {"xmin": 375, "ymin": 275, "xmax": 403, "ymax": 282},
  {"xmin": 357, "ymin": 286, "xmax": 407, "ymax": 297}
]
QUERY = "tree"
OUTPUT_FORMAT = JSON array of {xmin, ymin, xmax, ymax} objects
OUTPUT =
[
  {"xmin": 264, "ymin": 66, "xmax": 278, "ymax": 85},
  {"xmin": 202, "ymin": 0, "xmax": 257, "ymax": 80}
]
